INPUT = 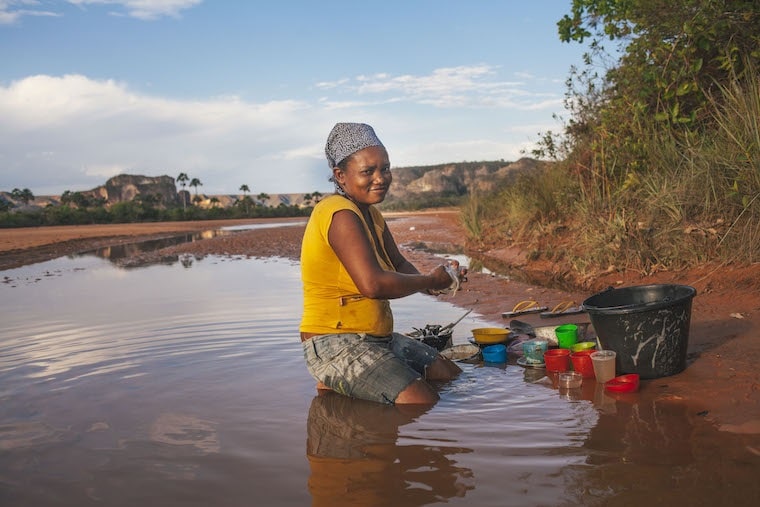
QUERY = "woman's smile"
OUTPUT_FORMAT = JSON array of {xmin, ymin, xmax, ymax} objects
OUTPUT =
[{"xmin": 335, "ymin": 146, "xmax": 392, "ymax": 206}]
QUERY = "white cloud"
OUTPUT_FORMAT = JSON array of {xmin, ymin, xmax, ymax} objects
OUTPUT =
[
  {"xmin": 314, "ymin": 65, "xmax": 563, "ymax": 111},
  {"xmin": 0, "ymin": 74, "xmax": 330, "ymax": 194},
  {"xmin": 0, "ymin": 0, "xmax": 201, "ymax": 23},
  {"xmin": 0, "ymin": 0, "xmax": 60, "ymax": 24},
  {"xmin": 66, "ymin": 0, "xmax": 202, "ymax": 20},
  {"xmin": 313, "ymin": 78, "xmax": 349, "ymax": 90}
]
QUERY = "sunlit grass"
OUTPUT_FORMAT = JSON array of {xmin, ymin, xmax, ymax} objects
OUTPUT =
[{"xmin": 466, "ymin": 64, "xmax": 760, "ymax": 278}]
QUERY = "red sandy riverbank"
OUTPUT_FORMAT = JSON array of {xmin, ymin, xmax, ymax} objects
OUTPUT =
[{"xmin": 1, "ymin": 211, "xmax": 758, "ymax": 434}]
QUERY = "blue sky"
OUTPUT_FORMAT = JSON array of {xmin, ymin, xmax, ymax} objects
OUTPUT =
[{"xmin": 0, "ymin": 0, "xmax": 587, "ymax": 196}]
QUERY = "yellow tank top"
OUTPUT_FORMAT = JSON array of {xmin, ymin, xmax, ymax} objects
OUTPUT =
[{"xmin": 300, "ymin": 195, "xmax": 394, "ymax": 336}]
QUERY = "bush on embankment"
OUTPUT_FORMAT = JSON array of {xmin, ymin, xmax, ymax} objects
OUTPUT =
[{"xmin": 462, "ymin": 1, "xmax": 760, "ymax": 279}]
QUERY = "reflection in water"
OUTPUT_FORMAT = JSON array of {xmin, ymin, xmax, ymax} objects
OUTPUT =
[
  {"xmin": 575, "ymin": 394, "xmax": 760, "ymax": 506},
  {"xmin": 75, "ymin": 220, "xmax": 308, "ymax": 269},
  {"xmin": 150, "ymin": 412, "xmax": 221, "ymax": 454},
  {"xmin": 531, "ymin": 375, "xmax": 760, "ymax": 506},
  {"xmin": 79, "ymin": 230, "xmax": 229, "ymax": 265},
  {"xmin": 306, "ymin": 392, "xmax": 474, "ymax": 506}
]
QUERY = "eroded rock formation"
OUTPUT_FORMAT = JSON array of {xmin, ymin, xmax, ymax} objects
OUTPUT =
[{"xmin": 91, "ymin": 174, "xmax": 181, "ymax": 207}]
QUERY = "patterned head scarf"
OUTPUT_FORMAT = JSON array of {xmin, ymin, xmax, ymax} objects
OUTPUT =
[{"xmin": 325, "ymin": 122, "xmax": 384, "ymax": 168}]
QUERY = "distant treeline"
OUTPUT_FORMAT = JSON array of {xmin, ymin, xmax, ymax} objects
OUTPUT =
[{"xmin": 0, "ymin": 199, "xmax": 311, "ymax": 228}]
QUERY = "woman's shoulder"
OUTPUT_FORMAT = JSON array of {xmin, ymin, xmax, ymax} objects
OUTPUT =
[{"xmin": 314, "ymin": 194, "xmax": 357, "ymax": 213}]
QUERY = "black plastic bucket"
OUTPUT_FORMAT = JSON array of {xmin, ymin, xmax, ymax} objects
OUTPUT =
[{"xmin": 582, "ymin": 284, "xmax": 697, "ymax": 379}]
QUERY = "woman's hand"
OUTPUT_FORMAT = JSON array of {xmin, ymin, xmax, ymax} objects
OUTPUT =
[
  {"xmin": 427, "ymin": 260, "xmax": 468, "ymax": 295},
  {"xmin": 428, "ymin": 264, "xmax": 457, "ymax": 292},
  {"xmin": 446, "ymin": 259, "xmax": 468, "ymax": 283}
]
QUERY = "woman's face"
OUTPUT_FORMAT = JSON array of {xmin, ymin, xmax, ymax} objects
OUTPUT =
[{"xmin": 334, "ymin": 145, "xmax": 392, "ymax": 206}]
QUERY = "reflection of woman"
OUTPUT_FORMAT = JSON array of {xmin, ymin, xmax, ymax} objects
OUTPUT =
[
  {"xmin": 300, "ymin": 123, "xmax": 463, "ymax": 405},
  {"xmin": 307, "ymin": 392, "xmax": 473, "ymax": 506}
]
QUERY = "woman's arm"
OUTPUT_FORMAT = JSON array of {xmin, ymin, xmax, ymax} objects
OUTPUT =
[
  {"xmin": 382, "ymin": 223, "xmax": 420, "ymax": 275},
  {"xmin": 328, "ymin": 209, "xmax": 452, "ymax": 299}
]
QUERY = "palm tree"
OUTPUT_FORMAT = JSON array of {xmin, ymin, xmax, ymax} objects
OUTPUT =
[
  {"xmin": 176, "ymin": 172, "xmax": 189, "ymax": 210},
  {"xmin": 189, "ymin": 178, "xmax": 202, "ymax": 204},
  {"xmin": 239, "ymin": 184, "xmax": 251, "ymax": 215},
  {"xmin": 209, "ymin": 196, "xmax": 220, "ymax": 208},
  {"xmin": 256, "ymin": 193, "xmax": 270, "ymax": 206}
]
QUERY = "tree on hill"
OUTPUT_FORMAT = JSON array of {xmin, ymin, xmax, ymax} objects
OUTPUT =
[
  {"xmin": 235, "ymin": 195, "xmax": 254, "ymax": 216},
  {"xmin": 60, "ymin": 190, "xmax": 73, "ymax": 206},
  {"xmin": 303, "ymin": 191, "xmax": 324, "ymax": 206},
  {"xmin": 11, "ymin": 188, "xmax": 34, "ymax": 205},
  {"xmin": 64, "ymin": 191, "xmax": 92, "ymax": 208}
]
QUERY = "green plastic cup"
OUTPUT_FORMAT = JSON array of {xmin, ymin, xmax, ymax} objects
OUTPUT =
[{"xmin": 555, "ymin": 324, "xmax": 579, "ymax": 349}]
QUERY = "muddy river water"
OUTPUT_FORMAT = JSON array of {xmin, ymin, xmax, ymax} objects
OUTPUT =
[{"xmin": 1, "ymin": 228, "xmax": 759, "ymax": 506}]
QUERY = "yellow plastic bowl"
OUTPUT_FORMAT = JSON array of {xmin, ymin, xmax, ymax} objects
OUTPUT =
[
  {"xmin": 570, "ymin": 341, "xmax": 597, "ymax": 353},
  {"xmin": 472, "ymin": 327, "xmax": 511, "ymax": 344}
]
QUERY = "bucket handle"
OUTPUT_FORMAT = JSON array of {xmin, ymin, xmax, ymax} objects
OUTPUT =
[{"xmin": 584, "ymin": 293, "xmax": 686, "ymax": 312}]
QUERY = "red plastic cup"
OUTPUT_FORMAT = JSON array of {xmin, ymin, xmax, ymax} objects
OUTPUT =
[
  {"xmin": 570, "ymin": 350, "xmax": 596, "ymax": 378},
  {"xmin": 544, "ymin": 348, "xmax": 571, "ymax": 372}
]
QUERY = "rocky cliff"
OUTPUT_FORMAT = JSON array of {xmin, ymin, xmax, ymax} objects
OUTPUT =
[
  {"xmin": 384, "ymin": 157, "xmax": 544, "ymax": 203},
  {"xmin": 90, "ymin": 174, "xmax": 181, "ymax": 207}
]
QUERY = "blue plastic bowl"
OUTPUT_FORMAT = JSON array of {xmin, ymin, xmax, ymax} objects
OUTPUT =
[{"xmin": 482, "ymin": 344, "xmax": 507, "ymax": 363}]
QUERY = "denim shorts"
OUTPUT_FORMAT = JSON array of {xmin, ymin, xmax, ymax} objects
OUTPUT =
[{"xmin": 302, "ymin": 332, "xmax": 439, "ymax": 404}]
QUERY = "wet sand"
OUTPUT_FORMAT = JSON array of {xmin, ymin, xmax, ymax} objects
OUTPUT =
[{"xmin": 1, "ymin": 211, "xmax": 759, "ymax": 434}]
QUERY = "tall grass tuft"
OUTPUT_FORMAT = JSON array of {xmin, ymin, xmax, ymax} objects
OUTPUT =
[
  {"xmin": 705, "ymin": 61, "xmax": 760, "ymax": 263},
  {"xmin": 460, "ymin": 190, "xmax": 483, "ymax": 239}
]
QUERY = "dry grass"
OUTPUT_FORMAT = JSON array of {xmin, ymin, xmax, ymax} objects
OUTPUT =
[{"xmin": 467, "ymin": 66, "xmax": 760, "ymax": 276}]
